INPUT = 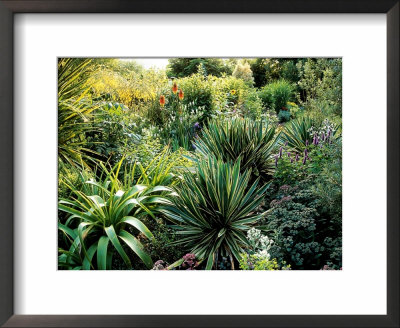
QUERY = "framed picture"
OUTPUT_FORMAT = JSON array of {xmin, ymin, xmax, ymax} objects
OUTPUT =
[{"xmin": 1, "ymin": 1, "xmax": 398, "ymax": 327}]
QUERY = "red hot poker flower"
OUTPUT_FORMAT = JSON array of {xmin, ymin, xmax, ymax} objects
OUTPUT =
[
  {"xmin": 172, "ymin": 82, "xmax": 178, "ymax": 94},
  {"xmin": 159, "ymin": 95, "xmax": 166, "ymax": 107},
  {"xmin": 178, "ymin": 89, "xmax": 184, "ymax": 100}
]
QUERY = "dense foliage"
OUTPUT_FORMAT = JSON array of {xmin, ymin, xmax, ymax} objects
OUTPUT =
[{"xmin": 58, "ymin": 57, "xmax": 342, "ymax": 270}]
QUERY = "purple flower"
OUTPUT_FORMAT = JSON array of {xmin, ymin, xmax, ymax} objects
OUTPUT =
[
  {"xmin": 275, "ymin": 155, "xmax": 279, "ymax": 168},
  {"xmin": 295, "ymin": 153, "xmax": 299, "ymax": 162},
  {"xmin": 327, "ymin": 129, "xmax": 331, "ymax": 138},
  {"xmin": 304, "ymin": 148, "xmax": 308, "ymax": 158},
  {"xmin": 306, "ymin": 140, "xmax": 309, "ymax": 146},
  {"xmin": 302, "ymin": 156, "xmax": 307, "ymax": 165},
  {"xmin": 321, "ymin": 132, "xmax": 325, "ymax": 141},
  {"xmin": 290, "ymin": 158, "xmax": 294, "ymax": 163},
  {"xmin": 183, "ymin": 253, "xmax": 196, "ymax": 261},
  {"xmin": 194, "ymin": 122, "xmax": 200, "ymax": 129},
  {"xmin": 279, "ymin": 146, "xmax": 283, "ymax": 158},
  {"xmin": 287, "ymin": 152, "xmax": 291, "ymax": 158},
  {"xmin": 313, "ymin": 134, "xmax": 319, "ymax": 146}
]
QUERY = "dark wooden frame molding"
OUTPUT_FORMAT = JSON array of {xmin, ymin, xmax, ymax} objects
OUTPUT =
[{"xmin": 0, "ymin": 1, "xmax": 398, "ymax": 327}]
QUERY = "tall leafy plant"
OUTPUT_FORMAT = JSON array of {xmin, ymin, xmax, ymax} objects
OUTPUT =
[
  {"xmin": 161, "ymin": 159, "xmax": 269, "ymax": 270},
  {"xmin": 58, "ymin": 160, "xmax": 174, "ymax": 270}
]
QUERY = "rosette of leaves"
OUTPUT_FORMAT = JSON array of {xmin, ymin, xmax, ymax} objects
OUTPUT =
[
  {"xmin": 283, "ymin": 116, "xmax": 341, "ymax": 152},
  {"xmin": 58, "ymin": 160, "xmax": 174, "ymax": 270},
  {"xmin": 193, "ymin": 117, "xmax": 278, "ymax": 182},
  {"xmin": 161, "ymin": 158, "xmax": 270, "ymax": 270},
  {"xmin": 282, "ymin": 116, "xmax": 315, "ymax": 152}
]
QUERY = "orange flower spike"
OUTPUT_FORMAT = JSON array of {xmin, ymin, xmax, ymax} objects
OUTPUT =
[
  {"xmin": 178, "ymin": 89, "xmax": 184, "ymax": 100},
  {"xmin": 159, "ymin": 95, "xmax": 166, "ymax": 107},
  {"xmin": 172, "ymin": 82, "xmax": 178, "ymax": 94}
]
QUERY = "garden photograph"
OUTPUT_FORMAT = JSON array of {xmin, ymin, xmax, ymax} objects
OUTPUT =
[{"xmin": 58, "ymin": 57, "xmax": 342, "ymax": 271}]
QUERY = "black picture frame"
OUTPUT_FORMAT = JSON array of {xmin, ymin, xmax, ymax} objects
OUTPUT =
[{"xmin": 0, "ymin": 1, "xmax": 398, "ymax": 327}]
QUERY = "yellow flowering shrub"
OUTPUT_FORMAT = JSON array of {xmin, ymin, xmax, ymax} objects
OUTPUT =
[
  {"xmin": 209, "ymin": 76, "xmax": 248, "ymax": 110},
  {"xmin": 89, "ymin": 65, "xmax": 167, "ymax": 110}
]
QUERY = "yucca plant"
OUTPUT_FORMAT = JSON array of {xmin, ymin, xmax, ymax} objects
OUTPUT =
[
  {"xmin": 58, "ymin": 160, "xmax": 174, "ymax": 270},
  {"xmin": 283, "ymin": 116, "xmax": 341, "ymax": 152},
  {"xmin": 281, "ymin": 116, "xmax": 315, "ymax": 152},
  {"xmin": 58, "ymin": 58, "xmax": 101, "ymax": 169},
  {"xmin": 161, "ymin": 158, "xmax": 270, "ymax": 270},
  {"xmin": 193, "ymin": 117, "xmax": 278, "ymax": 182}
]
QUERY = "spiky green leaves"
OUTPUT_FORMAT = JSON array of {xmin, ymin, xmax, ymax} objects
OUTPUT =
[
  {"xmin": 161, "ymin": 158, "xmax": 269, "ymax": 270},
  {"xmin": 193, "ymin": 117, "xmax": 278, "ymax": 182},
  {"xmin": 58, "ymin": 165, "xmax": 175, "ymax": 270}
]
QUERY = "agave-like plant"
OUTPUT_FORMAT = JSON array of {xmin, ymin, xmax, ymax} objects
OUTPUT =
[
  {"xmin": 282, "ymin": 116, "xmax": 341, "ymax": 152},
  {"xmin": 58, "ymin": 58, "xmax": 101, "ymax": 169},
  {"xmin": 281, "ymin": 116, "xmax": 315, "ymax": 152},
  {"xmin": 161, "ymin": 158, "xmax": 269, "ymax": 270},
  {"xmin": 193, "ymin": 117, "xmax": 278, "ymax": 182},
  {"xmin": 58, "ymin": 160, "xmax": 174, "ymax": 270}
]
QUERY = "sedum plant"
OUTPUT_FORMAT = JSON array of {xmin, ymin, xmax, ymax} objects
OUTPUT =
[
  {"xmin": 161, "ymin": 158, "xmax": 269, "ymax": 270},
  {"xmin": 58, "ymin": 160, "xmax": 174, "ymax": 270},
  {"xmin": 193, "ymin": 117, "xmax": 278, "ymax": 182}
]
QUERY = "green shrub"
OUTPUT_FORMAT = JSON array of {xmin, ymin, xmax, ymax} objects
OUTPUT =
[
  {"xmin": 297, "ymin": 58, "xmax": 342, "ymax": 117},
  {"xmin": 277, "ymin": 110, "xmax": 291, "ymax": 123},
  {"xmin": 161, "ymin": 158, "xmax": 270, "ymax": 270},
  {"xmin": 280, "ymin": 60, "xmax": 301, "ymax": 85},
  {"xmin": 241, "ymin": 89, "xmax": 263, "ymax": 119},
  {"xmin": 263, "ymin": 59, "xmax": 282, "ymax": 85},
  {"xmin": 167, "ymin": 58, "xmax": 231, "ymax": 78},
  {"xmin": 265, "ymin": 137, "xmax": 342, "ymax": 269},
  {"xmin": 174, "ymin": 74, "xmax": 213, "ymax": 119},
  {"xmin": 287, "ymin": 101, "xmax": 301, "ymax": 118},
  {"xmin": 87, "ymin": 101, "xmax": 141, "ymax": 164},
  {"xmin": 193, "ymin": 117, "xmax": 279, "ymax": 182},
  {"xmin": 262, "ymin": 182, "xmax": 341, "ymax": 269},
  {"xmin": 209, "ymin": 75, "xmax": 249, "ymax": 112},
  {"xmin": 232, "ymin": 60, "xmax": 254, "ymax": 86},
  {"xmin": 259, "ymin": 79, "xmax": 295, "ymax": 113}
]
